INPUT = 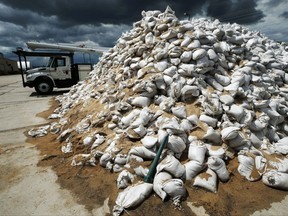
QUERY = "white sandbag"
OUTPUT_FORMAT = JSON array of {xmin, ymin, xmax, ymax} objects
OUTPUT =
[
  {"xmin": 133, "ymin": 124, "xmax": 147, "ymax": 138},
  {"xmin": 192, "ymin": 49, "xmax": 207, "ymax": 60},
  {"xmin": 228, "ymin": 132, "xmax": 250, "ymax": 150},
  {"xmin": 159, "ymin": 97, "xmax": 175, "ymax": 112},
  {"xmin": 203, "ymin": 127, "xmax": 221, "ymax": 144},
  {"xmin": 156, "ymin": 154, "xmax": 186, "ymax": 178},
  {"xmin": 99, "ymin": 152, "xmax": 113, "ymax": 168},
  {"xmin": 71, "ymin": 154, "xmax": 96, "ymax": 167},
  {"xmin": 221, "ymin": 126, "xmax": 240, "ymax": 141},
  {"xmin": 131, "ymin": 96, "xmax": 151, "ymax": 107},
  {"xmin": 215, "ymin": 74, "xmax": 231, "ymax": 86},
  {"xmin": 162, "ymin": 179, "xmax": 187, "ymax": 201},
  {"xmin": 91, "ymin": 134, "xmax": 106, "ymax": 149},
  {"xmin": 167, "ymin": 135, "xmax": 186, "ymax": 153},
  {"xmin": 167, "ymin": 81, "xmax": 183, "ymax": 99},
  {"xmin": 50, "ymin": 122, "xmax": 62, "ymax": 134},
  {"xmin": 157, "ymin": 117, "xmax": 182, "ymax": 134},
  {"xmin": 157, "ymin": 129, "xmax": 169, "ymax": 145},
  {"xmin": 181, "ymin": 85, "xmax": 200, "ymax": 101},
  {"xmin": 129, "ymin": 146, "xmax": 156, "ymax": 160},
  {"xmin": 117, "ymin": 170, "xmax": 135, "ymax": 189},
  {"xmin": 127, "ymin": 154, "xmax": 144, "ymax": 163},
  {"xmin": 254, "ymin": 155, "xmax": 267, "ymax": 174},
  {"xmin": 113, "ymin": 182, "xmax": 153, "ymax": 215},
  {"xmin": 180, "ymin": 119, "xmax": 193, "ymax": 133},
  {"xmin": 184, "ymin": 160, "xmax": 206, "ymax": 180},
  {"xmin": 180, "ymin": 37, "xmax": 192, "ymax": 47},
  {"xmin": 171, "ymin": 106, "xmax": 187, "ymax": 119},
  {"xmin": 114, "ymin": 154, "xmax": 128, "ymax": 165},
  {"xmin": 28, "ymin": 125, "xmax": 50, "ymax": 137},
  {"xmin": 262, "ymin": 170, "xmax": 288, "ymax": 190},
  {"xmin": 206, "ymin": 77, "xmax": 224, "ymax": 91},
  {"xmin": 61, "ymin": 142, "xmax": 73, "ymax": 154},
  {"xmin": 131, "ymin": 107, "xmax": 154, "ymax": 127},
  {"xmin": 207, "ymin": 156, "xmax": 230, "ymax": 182},
  {"xmin": 48, "ymin": 113, "xmax": 61, "ymax": 119},
  {"xmin": 268, "ymin": 157, "xmax": 288, "ymax": 173},
  {"xmin": 219, "ymin": 94, "xmax": 234, "ymax": 105},
  {"xmin": 133, "ymin": 166, "xmax": 149, "ymax": 178},
  {"xmin": 193, "ymin": 168, "xmax": 217, "ymax": 193},
  {"xmin": 163, "ymin": 66, "xmax": 177, "ymax": 77},
  {"xmin": 187, "ymin": 114, "xmax": 199, "ymax": 125},
  {"xmin": 145, "ymin": 32, "xmax": 155, "ymax": 45},
  {"xmin": 121, "ymin": 109, "xmax": 141, "ymax": 127},
  {"xmin": 271, "ymin": 137, "xmax": 288, "ymax": 154},
  {"xmin": 153, "ymin": 172, "xmax": 173, "ymax": 201},
  {"xmin": 248, "ymin": 113, "xmax": 270, "ymax": 131},
  {"xmin": 237, "ymin": 152, "xmax": 261, "ymax": 181},
  {"xmin": 199, "ymin": 114, "xmax": 218, "ymax": 128},
  {"xmin": 262, "ymin": 108, "xmax": 284, "ymax": 126},
  {"xmin": 180, "ymin": 51, "xmax": 193, "ymax": 63},
  {"xmin": 188, "ymin": 140, "xmax": 207, "ymax": 164},
  {"xmin": 207, "ymin": 49, "xmax": 218, "ymax": 61},
  {"xmin": 205, "ymin": 144, "xmax": 226, "ymax": 158},
  {"xmin": 141, "ymin": 135, "xmax": 158, "ymax": 149},
  {"xmin": 113, "ymin": 164, "xmax": 124, "ymax": 173},
  {"xmin": 188, "ymin": 39, "xmax": 200, "ymax": 49},
  {"xmin": 227, "ymin": 104, "xmax": 244, "ymax": 122},
  {"xmin": 83, "ymin": 136, "xmax": 93, "ymax": 145}
]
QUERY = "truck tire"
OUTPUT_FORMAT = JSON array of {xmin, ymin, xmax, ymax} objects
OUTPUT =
[{"xmin": 35, "ymin": 79, "xmax": 54, "ymax": 95}]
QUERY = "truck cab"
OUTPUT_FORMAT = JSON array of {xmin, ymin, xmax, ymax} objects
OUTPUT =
[{"xmin": 13, "ymin": 49, "xmax": 92, "ymax": 94}]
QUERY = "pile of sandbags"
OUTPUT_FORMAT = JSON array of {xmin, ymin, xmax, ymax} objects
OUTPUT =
[{"xmin": 31, "ymin": 6, "xmax": 288, "ymax": 214}]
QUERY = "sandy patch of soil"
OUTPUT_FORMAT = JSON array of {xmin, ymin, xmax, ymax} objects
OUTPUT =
[{"xmin": 26, "ymin": 98, "xmax": 287, "ymax": 216}]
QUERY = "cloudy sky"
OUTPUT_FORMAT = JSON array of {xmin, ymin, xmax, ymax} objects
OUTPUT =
[{"xmin": 0, "ymin": 0, "xmax": 287, "ymax": 61}]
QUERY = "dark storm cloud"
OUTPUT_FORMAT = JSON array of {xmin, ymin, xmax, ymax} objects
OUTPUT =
[
  {"xmin": 265, "ymin": 0, "xmax": 287, "ymax": 7},
  {"xmin": 207, "ymin": 0, "xmax": 264, "ymax": 24},
  {"xmin": 0, "ymin": 4, "xmax": 57, "ymax": 27},
  {"xmin": 281, "ymin": 11, "xmax": 288, "ymax": 19},
  {"xmin": 0, "ymin": 0, "xmax": 264, "ymax": 27},
  {"xmin": 0, "ymin": 0, "xmax": 287, "ymax": 60}
]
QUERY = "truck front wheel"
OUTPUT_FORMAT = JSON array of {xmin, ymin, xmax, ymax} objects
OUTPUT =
[{"xmin": 35, "ymin": 79, "xmax": 54, "ymax": 95}]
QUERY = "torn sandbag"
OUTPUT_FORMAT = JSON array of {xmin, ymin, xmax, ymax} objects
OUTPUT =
[
  {"xmin": 28, "ymin": 125, "xmax": 50, "ymax": 137},
  {"xmin": 262, "ymin": 170, "xmax": 288, "ymax": 190},
  {"xmin": 153, "ymin": 171, "xmax": 172, "ymax": 201},
  {"xmin": 117, "ymin": 170, "xmax": 135, "ymax": 189},
  {"xmin": 162, "ymin": 178, "xmax": 187, "ymax": 206}
]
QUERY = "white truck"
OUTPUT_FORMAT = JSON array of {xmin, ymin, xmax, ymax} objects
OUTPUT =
[{"xmin": 13, "ymin": 42, "xmax": 109, "ymax": 94}]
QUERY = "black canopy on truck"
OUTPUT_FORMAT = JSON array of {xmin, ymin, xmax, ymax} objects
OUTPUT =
[{"xmin": 13, "ymin": 48, "xmax": 74, "ymax": 87}]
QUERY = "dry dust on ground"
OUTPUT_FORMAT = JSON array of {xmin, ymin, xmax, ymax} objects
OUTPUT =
[{"xmin": 26, "ymin": 98, "xmax": 288, "ymax": 216}]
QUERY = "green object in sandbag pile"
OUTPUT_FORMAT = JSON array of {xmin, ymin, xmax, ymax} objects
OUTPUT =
[{"xmin": 144, "ymin": 133, "xmax": 169, "ymax": 183}]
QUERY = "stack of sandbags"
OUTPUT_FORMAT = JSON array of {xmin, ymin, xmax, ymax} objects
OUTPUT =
[{"xmin": 31, "ymin": 6, "xmax": 288, "ymax": 213}]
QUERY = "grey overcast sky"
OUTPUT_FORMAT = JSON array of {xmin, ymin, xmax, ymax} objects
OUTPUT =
[{"xmin": 0, "ymin": 0, "xmax": 287, "ymax": 60}]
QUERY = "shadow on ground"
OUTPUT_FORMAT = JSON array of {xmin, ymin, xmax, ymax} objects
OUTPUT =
[{"xmin": 29, "ymin": 89, "xmax": 70, "ymax": 98}]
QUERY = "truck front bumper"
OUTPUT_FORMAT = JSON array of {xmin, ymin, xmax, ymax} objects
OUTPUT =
[{"xmin": 23, "ymin": 81, "xmax": 34, "ymax": 88}]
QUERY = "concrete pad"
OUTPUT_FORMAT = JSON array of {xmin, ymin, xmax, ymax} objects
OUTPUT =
[{"xmin": 0, "ymin": 75, "xmax": 92, "ymax": 215}]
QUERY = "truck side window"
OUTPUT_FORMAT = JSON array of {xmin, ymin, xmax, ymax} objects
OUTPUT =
[{"xmin": 56, "ymin": 58, "xmax": 66, "ymax": 67}]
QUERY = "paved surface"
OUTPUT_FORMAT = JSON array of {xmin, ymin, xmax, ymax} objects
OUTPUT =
[
  {"xmin": 0, "ymin": 75, "xmax": 107, "ymax": 216},
  {"xmin": 0, "ymin": 74, "xmax": 287, "ymax": 216}
]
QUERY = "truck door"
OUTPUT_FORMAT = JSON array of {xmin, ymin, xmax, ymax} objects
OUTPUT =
[{"xmin": 51, "ymin": 57, "xmax": 71, "ymax": 80}]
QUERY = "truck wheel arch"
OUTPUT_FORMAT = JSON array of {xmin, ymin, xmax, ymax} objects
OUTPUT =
[{"xmin": 34, "ymin": 76, "xmax": 54, "ymax": 94}]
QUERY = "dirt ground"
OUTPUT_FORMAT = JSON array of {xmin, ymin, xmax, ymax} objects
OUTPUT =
[{"xmin": 26, "ymin": 98, "xmax": 288, "ymax": 216}]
